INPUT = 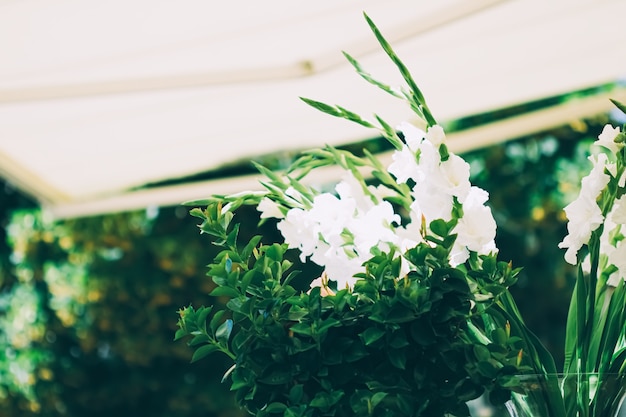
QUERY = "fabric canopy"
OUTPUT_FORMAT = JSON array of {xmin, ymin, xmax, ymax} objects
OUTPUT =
[{"xmin": 1, "ymin": 0, "xmax": 625, "ymax": 218}]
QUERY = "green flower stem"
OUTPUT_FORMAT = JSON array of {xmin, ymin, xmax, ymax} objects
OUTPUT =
[{"xmin": 363, "ymin": 13, "xmax": 437, "ymax": 128}]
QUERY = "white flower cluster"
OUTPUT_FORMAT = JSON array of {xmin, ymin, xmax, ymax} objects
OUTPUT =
[
  {"xmin": 258, "ymin": 123, "xmax": 498, "ymax": 289},
  {"xmin": 275, "ymin": 174, "xmax": 399, "ymax": 289},
  {"xmin": 558, "ymin": 124, "xmax": 626, "ymax": 285},
  {"xmin": 558, "ymin": 152, "xmax": 611, "ymax": 265},
  {"xmin": 387, "ymin": 123, "xmax": 497, "ymax": 267}
]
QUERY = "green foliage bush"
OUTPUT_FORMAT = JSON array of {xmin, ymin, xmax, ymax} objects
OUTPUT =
[{"xmin": 0, "ymin": 201, "xmax": 250, "ymax": 417}]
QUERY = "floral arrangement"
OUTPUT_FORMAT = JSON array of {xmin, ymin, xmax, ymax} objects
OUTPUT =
[{"xmin": 176, "ymin": 14, "xmax": 626, "ymax": 417}]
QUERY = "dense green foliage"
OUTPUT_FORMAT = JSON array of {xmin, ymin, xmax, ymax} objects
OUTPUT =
[
  {"xmin": 177, "ymin": 202, "xmax": 528, "ymax": 417},
  {"xmin": 0, "ymin": 200, "xmax": 246, "ymax": 417},
  {"xmin": 0, "ymin": 112, "xmax": 619, "ymax": 416}
]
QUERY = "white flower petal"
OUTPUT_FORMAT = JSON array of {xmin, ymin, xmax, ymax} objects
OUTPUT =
[
  {"xmin": 580, "ymin": 153, "xmax": 610, "ymax": 200},
  {"xmin": 257, "ymin": 197, "xmax": 284, "ymax": 219},
  {"xmin": 426, "ymin": 125, "xmax": 446, "ymax": 147},
  {"xmin": 388, "ymin": 147, "xmax": 420, "ymax": 184},
  {"xmin": 559, "ymin": 196, "xmax": 604, "ymax": 264},
  {"xmin": 595, "ymin": 124, "xmax": 622, "ymax": 153},
  {"xmin": 397, "ymin": 121, "xmax": 426, "ymax": 151}
]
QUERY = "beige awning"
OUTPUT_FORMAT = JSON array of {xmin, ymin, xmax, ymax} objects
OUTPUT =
[{"xmin": 1, "ymin": 0, "xmax": 625, "ymax": 217}]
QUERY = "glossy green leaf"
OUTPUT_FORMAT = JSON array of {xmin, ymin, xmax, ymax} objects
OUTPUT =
[
  {"xmin": 287, "ymin": 384, "xmax": 304, "ymax": 404},
  {"xmin": 209, "ymin": 286, "xmax": 240, "ymax": 298},
  {"xmin": 264, "ymin": 402, "xmax": 287, "ymax": 413},
  {"xmin": 360, "ymin": 327, "xmax": 385, "ymax": 346},
  {"xmin": 190, "ymin": 344, "xmax": 219, "ymax": 363}
]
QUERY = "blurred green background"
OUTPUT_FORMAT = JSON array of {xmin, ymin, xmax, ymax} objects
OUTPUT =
[{"xmin": 0, "ymin": 111, "xmax": 622, "ymax": 416}]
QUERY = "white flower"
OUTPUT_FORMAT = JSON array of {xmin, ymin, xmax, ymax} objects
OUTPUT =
[
  {"xmin": 559, "ymin": 153, "xmax": 611, "ymax": 264},
  {"xmin": 558, "ymin": 196, "xmax": 604, "ymax": 265},
  {"xmin": 277, "ymin": 208, "xmax": 319, "ymax": 261},
  {"xmin": 435, "ymin": 154, "xmax": 472, "ymax": 200},
  {"xmin": 276, "ymin": 171, "xmax": 404, "ymax": 289},
  {"xmin": 448, "ymin": 246, "xmax": 470, "ymax": 268},
  {"xmin": 595, "ymin": 124, "xmax": 622, "ymax": 154},
  {"xmin": 397, "ymin": 121, "xmax": 425, "ymax": 151},
  {"xmin": 426, "ymin": 125, "xmax": 446, "ymax": 147},
  {"xmin": 450, "ymin": 187, "xmax": 498, "ymax": 265},
  {"xmin": 580, "ymin": 153, "xmax": 611, "ymax": 200},
  {"xmin": 388, "ymin": 123, "xmax": 441, "ymax": 185},
  {"xmin": 308, "ymin": 193, "xmax": 355, "ymax": 246},
  {"xmin": 352, "ymin": 201, "xmax": 400, "ymax": 252},
  {"xmin": 257, "ymin": 197, "xmax": 284, "ymax": 219},
  {"xmin": 404, "ymin": 152, "xmax": 470, "ymax": 231},
  {"xmin": 609, "ymin": 195, "xmax": 626, "ymax": 224},
  {"xmin": 388, "ymin": 147, "xmax": 419, "ymax": 184},
  {"xmin": 336, "ymin": 172, "xmax": 376, "ymax": 208},
  {"xmin": 314, "ymin": 252, "xmax": 363, "ymax": 290},
  {"xmin": 415, "ymin": 138, "xmax": 441, "ymax": 173},
  {"xmin": 396, "ymin": 218, "xmax": 423, "ymax": 253},
  {"xmin": 410, "ymin": 187, "xmax": 454, "ymax": 224}
]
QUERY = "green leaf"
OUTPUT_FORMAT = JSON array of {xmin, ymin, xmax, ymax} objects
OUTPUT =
[
  {"xmin": 289, "ymin": 384, "xmax": 304, "ymax": 403},
  {"xmin": 610, "ymin": 98, "xmax": 626, "ymax": 115},
  {"xmin": 310, "ymin": 391, "xmax": 344, "ymax": 411},
  {"xmin": 252, "ymin": 161, "xmax": 283, "ymax": 182},
  {"xmin": 258, "ymin": 369, "xmax": 290, "ymax": 385},
  {"xmin": 188, "ymin": 207, "xmax": 206, "ymax": 219},
  {"xmin": 342, "ymin": 51, "xmax": 403, "ymax": 99},
  {"xmin": 370, "ymin": 392, "xmax": 388, "ymax": 409},
  {"xmin": 265, "ymin": 243, "xmax": 284, "ymax": 262},
  {"xmin": 429, "ymin": 219, "xmax": 449, "ymax": 237},
  {"xmin": 476, "ymin": 360, "xmax": 498, "ymax": 378},
  {"xmin": 491, "ymin": 328, "xmax": 508, "ymax": 345},
  {"xmin": 240, "ymin": 269, "xmax": 259, "ymax": 292},
  {"xmin": 473, "ymin": 344, "xmax": 491, "ymax": 362},
  {"xmin": 387, "ymin": 348, "xmax": 406, "ymax": 369},
  {"xmin": 336, "ymin": 105, "xmax": 376, "ymax": 128},
  {"xmin": 596, "ymin": 280, "xmax": 626, "ymax": 372},
  {"xmin": 360, "ymin": 327, "xmax": 385, "ymax": 345},
  {"xmin": 388, "ymin": 332, "xmax": 410, "ymax": 349},
  {"xmin": 317, "ymin": 318, "xmax": 341, "ymax": 334},
  {"xmin": 300, "ymin": 97, "xmax": 340, "ymax": 116},
  {"xmin": 345, "ymin": 341, "xmax": 369, "ymax": 363},
  {"xmin": 184, "ymin": 198, "xmax": 215, "ymax": 206},
  {"xmin": 188, "ymin": 333, "xmax": 211, "ymax": 347},
  {"xmin": 299, "ymin": 97, "xmax": 374, "ymax": 129},
  {"xmin": 410, "ymin": 319, "xmax": 436, "ymax": 345},
  {"xmin": 196, "ymin": 306, "xmax": 213, "ymax": 330},
  {"xmin": 362, "ymin": 12, "xmax": 437, "ymax": 127},
  {"xmin": 191, "ymin": 344, "xmax": 219, "ymax": 363},
  {"xmin": 439, "ymin": 143, "xmax": 450, "ymax": 162},
  {"xmin": 282, "ymin": 270, "xmax": 300, "ymax": 287},
  {"xmin": 284, "ymin": 407, "xmax": 302, "ymax": 417},
  {"xmin": 264, "ymin": 402, "xmax": 287, "ymax": 413},
  {"xmin": 481, "ymin": 256, "xmax": 496, "ymax": 274},
  {"xmin": 208, "ymin": 310, "xmax": 226, "ymax": 333},
  {"xmin": 210, "ymin": 286, "xmax": 240, "ymax": 298},
  {"xmin": 289, "ymin": 322, "xmax": 312, "ymax": 336},
  {"xmin": 173, "ymin": 327, "xmax": 187, "ymax": 341}
]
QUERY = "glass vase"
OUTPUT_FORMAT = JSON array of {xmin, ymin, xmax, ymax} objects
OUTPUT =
[{"xmin": 467, "ymin": 373, "xmax": 626, "ymax": 417}]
